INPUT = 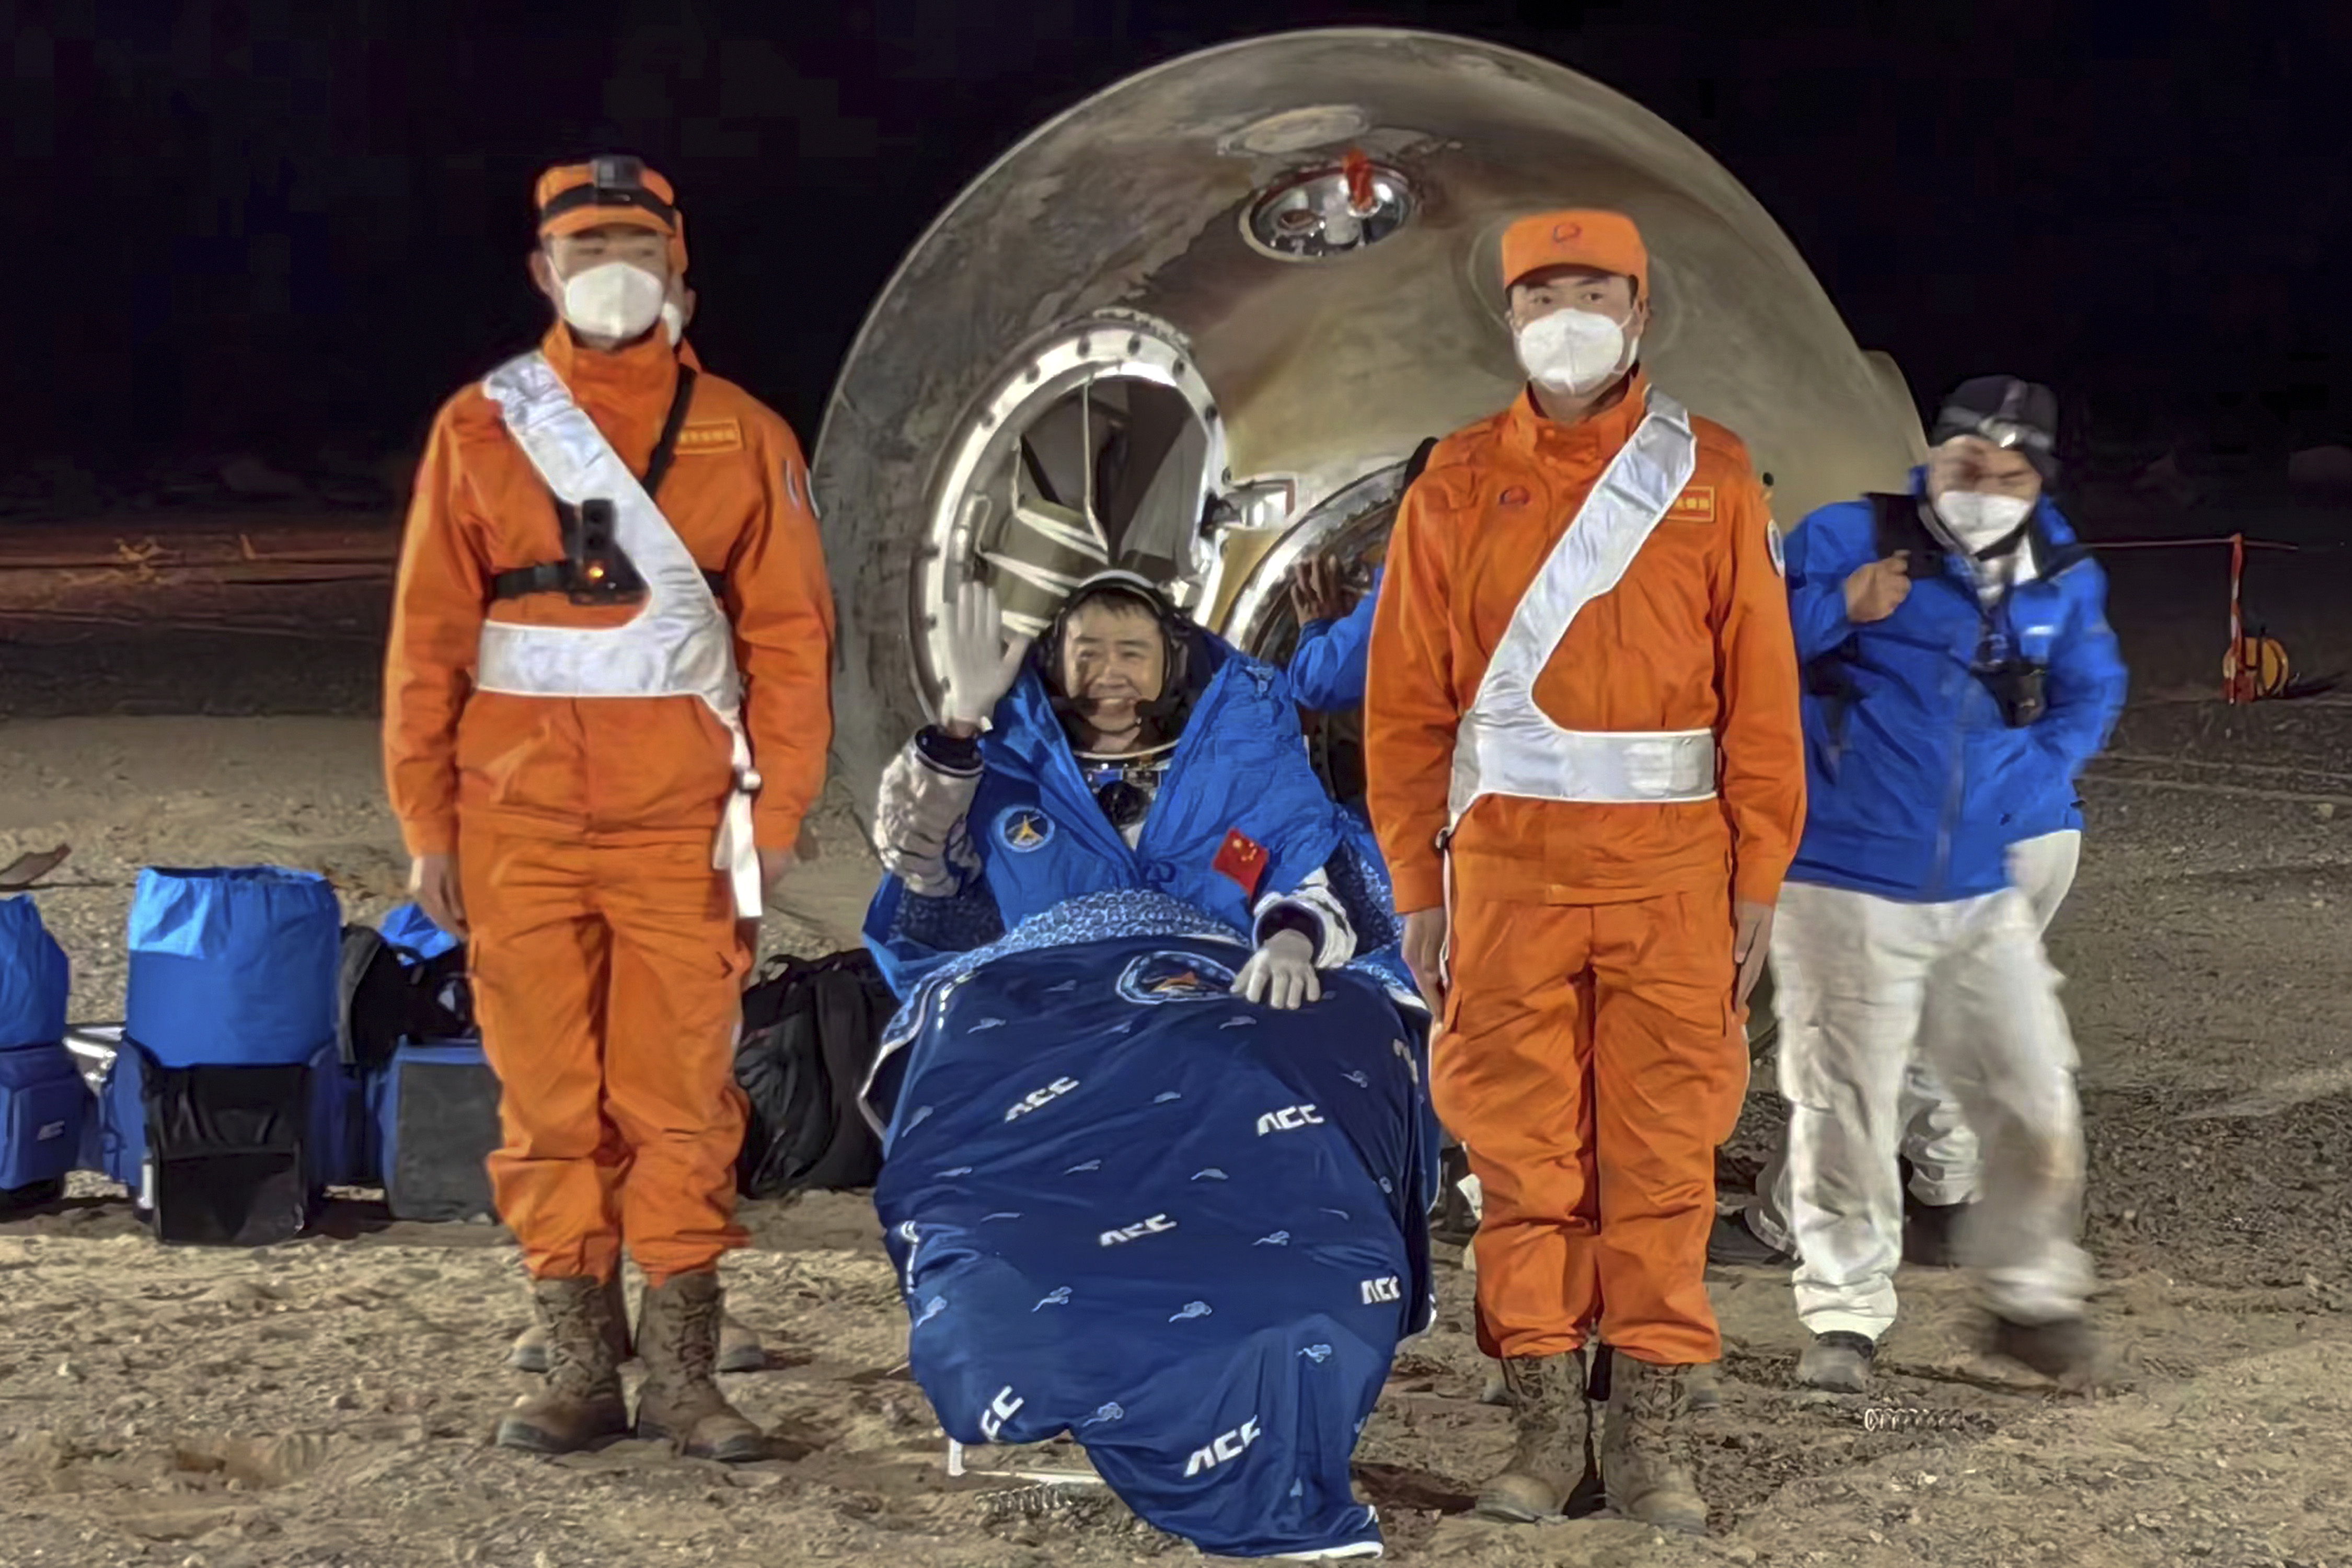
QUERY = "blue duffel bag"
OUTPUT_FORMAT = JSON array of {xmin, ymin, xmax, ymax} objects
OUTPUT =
[
  {"xmin": 1, "ymin": 896, "xmax": 79, "ymax": 1203},
  {"xmin": 126, "ymin": 867, "xmax": 340, "ymax": 1069},
  {"xmin": 1, "ymin": 895, "xmax": 68, "ymax": 1051}
]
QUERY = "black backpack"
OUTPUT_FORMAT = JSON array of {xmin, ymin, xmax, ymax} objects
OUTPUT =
[
  {"xmin": 733, "ymin": 951, "xmax": 895, "ymax": 1199},
  {"xmin": 336, "ymin": 925, "xmax": 475, "ymax": 1068}
]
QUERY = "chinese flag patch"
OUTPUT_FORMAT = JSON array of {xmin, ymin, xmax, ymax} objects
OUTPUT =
[{"xmin": 1213, "ymin": 828, "xmax": 1269, "ymax": 898}]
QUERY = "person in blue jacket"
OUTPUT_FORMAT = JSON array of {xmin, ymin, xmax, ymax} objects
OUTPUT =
[
  {"xmin": 1285, "ymin": 436, "xmax": 1435, "ymax": 718},
  {"xmin": 1768, "ymin": 376, "xmax": 2126, "ymax": 1397},
  {"xmin": 1288, "ymin": 556, "xmax": 1381, "ymax": 714},
  {"xmin": 865, "ymin": 570, "xmax": 1371, "ymax": 1006}
]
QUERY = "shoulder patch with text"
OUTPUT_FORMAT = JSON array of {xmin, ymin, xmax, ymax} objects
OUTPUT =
[
  {"xmin": 1668, "ymin": 486, "xmax": 1716, "ymax": 523},
  {"xmin": 674, "ymin": 419, "xmax": 744, "ymax": 455}
]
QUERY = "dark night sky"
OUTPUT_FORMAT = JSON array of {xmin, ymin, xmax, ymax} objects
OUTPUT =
[{"xmin": 11, "ymin": 0, "xmax": 2352, "ymax": 474}]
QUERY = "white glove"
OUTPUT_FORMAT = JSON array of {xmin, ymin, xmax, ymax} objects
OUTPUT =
[
  {"xmin": 1233, "ymin": 929, "xmax": 1321, "ymax": 1010},
  {"xmin": 941, "ymin": 581, "xmax": 1033, "ymax": 729}
]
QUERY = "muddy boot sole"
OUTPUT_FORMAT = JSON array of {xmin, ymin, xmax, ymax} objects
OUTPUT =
[
  {"xmin": 496, "ymin": 1398, "xmax": 630, "ymax": 1456},
  {"xmin": 1474, "ymin": 1466, "xmax": 1585, "ymax": 1523},
  {"xmin": 633, "ymin": 1415, "xmax": 767, "ymax": 1465},
  {"xmin": 1616, "ymin": 1495, "xmax": 1709, "ymax": 1535}
]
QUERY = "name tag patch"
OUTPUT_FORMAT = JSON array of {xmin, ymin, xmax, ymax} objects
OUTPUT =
[
  {"xmin": 1668, "ymin": 486, "xmax": 1716, "ymax": 523},
  {"xmin": 674, "ymin": 419, "xmax": 744, "ymax": 454}
]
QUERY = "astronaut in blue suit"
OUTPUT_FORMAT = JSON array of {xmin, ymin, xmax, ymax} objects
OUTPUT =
[{"xmin": 866, "ymin": 571, "xmax": 1371, "ymax": 1005}]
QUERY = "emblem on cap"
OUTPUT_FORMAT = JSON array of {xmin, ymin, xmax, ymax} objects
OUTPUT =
[{"xmin": 1552, "ymin": 221, "xmax": 1582, "ymax": 243}]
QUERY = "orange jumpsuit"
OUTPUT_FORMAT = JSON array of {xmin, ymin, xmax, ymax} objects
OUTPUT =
[
  {"xmin": 1365, "ymin": 372, "xmax": 1803, "ymax": 1365},
  {"xmin": 384, "ymin": 325, "xmax": 835, "ymax": 1285}
]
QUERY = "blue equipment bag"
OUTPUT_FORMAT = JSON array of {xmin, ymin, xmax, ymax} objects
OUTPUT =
[
  {"xmin": 0, "ymin": 895, "xmax": 69, "ymax": 1051},
  {"xmin": 870, "ymin": 919, "xmax": 1436, "ymax": 1560},
  {"xmin": 1, "ymin": 895, "xmax": 77, "ymax": 1205},
  {"xmin": 336, "ymin": 903, "xmax": 471, "ymax": 1070},
  {"xmin": 0, "ymin": 1043, "xmax": 84, "ymax": 1200},
  {"xmin": 306, "ymin": 1041, "xmax": 367, "ymax": 1191},
  {"xmin": 368, "ymin": 1038, "xmax": 500, "ymax": 1223},
  {"xmin": 90, "ymin": 1032, "xmax": 145, "ymax": 1193},
  {"xmin": 89, "ymin": 1034, "xmax": 356, "ymax": 1233},
  {"xmin": 378, "ymin": 902, "xmax": 460, "ymax": 961},
  {"xmin": 138, "ymin": 1052, "xmax": 314, "ymax": 1246},
  {"xmin": 126, "ymin": 867, "xmax": 340, "ymax": 1069}
]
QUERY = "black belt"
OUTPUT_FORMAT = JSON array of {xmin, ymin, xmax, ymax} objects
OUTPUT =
[{"xmin": 490, "ymin": 562, "xmax": 727, "ymax": 601}]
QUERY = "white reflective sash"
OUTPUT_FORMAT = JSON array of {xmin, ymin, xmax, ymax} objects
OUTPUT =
[
  {"xmin": 477, "ymin": 352, "xmax": 765, "ymax": 919},
  {"xmin": 1447, "ymin": 392, "xmax": 1716, "ymax": 829}
]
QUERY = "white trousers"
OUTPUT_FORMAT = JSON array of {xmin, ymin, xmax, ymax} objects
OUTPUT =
[
  {"xmin": 1748, "ymin": 830, "xmax": 2080, "ymax": 1247},
  {"xmin": 1767, "ymin": 834, "xmax": 2093, "ymax": 1340}
]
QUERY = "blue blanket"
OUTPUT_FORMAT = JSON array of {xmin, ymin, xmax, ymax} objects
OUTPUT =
[{"xmin": 866, "ymin": 893, "xmax": 1437, "ymax": 1559}]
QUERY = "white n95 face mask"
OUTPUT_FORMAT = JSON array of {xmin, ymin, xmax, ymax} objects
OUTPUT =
[
  {"xmin": 1934, "ymin": 490, "xmax": 2035, "ymax": 554},
  {"xmin": 560, "ymin": 261, "xmax": 666, "ymax": 342},
  {"xmin": 660, "ymin": 300, "xmax": 686, "ymax": 345},
  {"xmin": 1514, "ymin": 308, "xmax": 1636, "ymax": 397}
]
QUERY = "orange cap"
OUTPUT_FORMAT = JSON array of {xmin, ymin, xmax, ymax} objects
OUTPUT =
[
  {"xmin": 1500, "ymin": 209, "xmax": 1647, "ymax": 297},
  {"xmin": 535, "ymin": 156, "xmax": 688, "ymax": 269}
]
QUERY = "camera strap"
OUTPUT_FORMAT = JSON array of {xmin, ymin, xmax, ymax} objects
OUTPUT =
[{"xmin": 492, "ymin": 366, "xmax": 701, "ymax": 603}]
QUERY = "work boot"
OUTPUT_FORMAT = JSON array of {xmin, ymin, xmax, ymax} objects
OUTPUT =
[
  {"xmin": 1988, "ymin": 1315, "xmax": 2098, "ymax": 1382},
  {"xmin": 509, "ymin": 1307, "xmax": 764, "ymax": 1374},
  {"xmin": 1472, "ymin": 1350, "xmax": 1594, "ymax": 1523},
  {"xmin": 634, "ymin": 1271, "xmax": 767, "ymax": 1463},
  {"xmin": 494, "ymin": 1276, "xmax": 631, "ymax": 1455},
  {"xmin": 1707, "ymin": 1211, "xmax": 1793, "ymax": 1269},
  {"xmin": 1795, "ymin": 1330, "xmax": 1876, "ymax": 1393},
  {"xmin": 506, "ymin": 1275, "xmax": 632, "ymax": 1373},
  {"xmin": 1902, "ymin": 1198, "xmax": 1967, "ymax": 1268},
  {"xmin": 1599, "ymin": 1356, "xmax": 1708, "ymax": 1535}
]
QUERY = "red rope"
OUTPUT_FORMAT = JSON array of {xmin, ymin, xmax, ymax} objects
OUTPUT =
[{"xmin": 2091, "ymin": 536, "xmax": 2298, "ymax": 550}]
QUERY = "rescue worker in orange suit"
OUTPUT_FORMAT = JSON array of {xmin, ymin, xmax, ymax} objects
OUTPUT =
[
  {"xmin": 384, "ymin": 157, "xmax": 836, "ymax": 1461},
  {"xmin": 1366, "ymin": 211, "xmax": 1804, "ymax": 1532}
]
